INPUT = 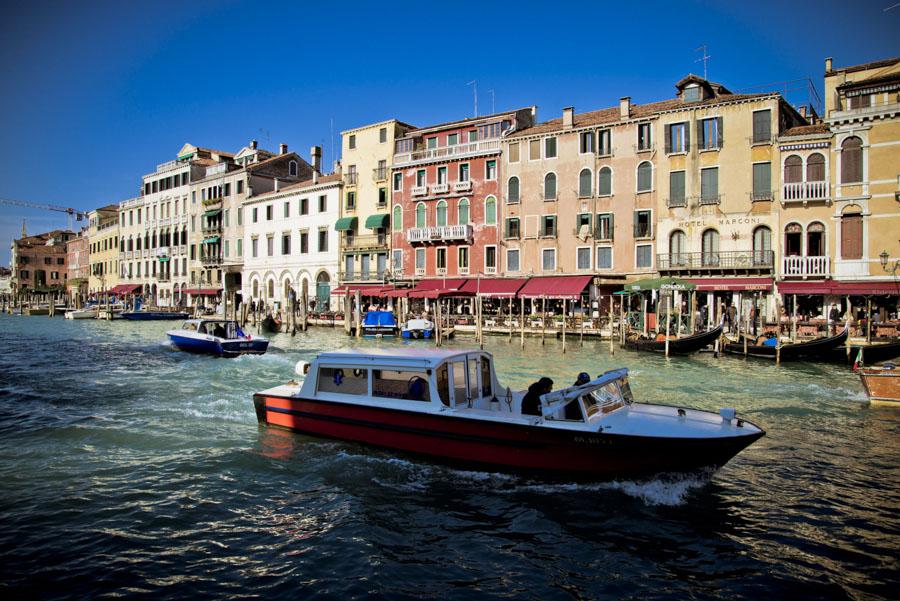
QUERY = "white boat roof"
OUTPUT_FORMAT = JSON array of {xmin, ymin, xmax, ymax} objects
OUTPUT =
[{"xmin": 317, "ymin": 347, "xmax": 484, "ymax": 369}]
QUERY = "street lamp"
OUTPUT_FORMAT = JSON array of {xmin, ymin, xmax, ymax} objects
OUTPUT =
[{"xmin": 879, "ymin": 250, "xmax": 899, "ymax": 274}]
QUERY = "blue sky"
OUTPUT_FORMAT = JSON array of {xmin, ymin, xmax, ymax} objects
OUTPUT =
[{"xmin": 1, "ymin": 0, "xmax": 898, "ymax": 266}]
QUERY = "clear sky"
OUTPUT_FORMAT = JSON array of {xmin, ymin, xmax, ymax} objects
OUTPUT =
[{"xmin": 1, "ymin": 0, "xmax": 898, "ymax": 266}]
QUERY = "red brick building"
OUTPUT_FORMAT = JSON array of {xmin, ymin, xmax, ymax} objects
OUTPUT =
[
  {"xmin": 389, "ymin": 108, "xmax": 535, "ymax": 281},
  {"xmin": 66, "ymin": 231, "xmax": 90, "ymax": 299},
  {"xmin": 10, "ymin": 230, "xmax": 76, "ymax": 295}
]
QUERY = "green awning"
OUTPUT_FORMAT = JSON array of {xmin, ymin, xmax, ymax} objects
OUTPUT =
[
  {"xmin": 203, "ymin": 208, "xmax": 222, "ymax": 218},
  {"xmin": 365, "ymin": 213, "xmax": 390, "ymax": 229},
  {"xmin": 202, "ymin": 236, "xmax": 221, "ymax": 244},
  {"xmin": 626, "ymin": 277, "xmax": 695, "ymax": 292},
  {"xmin": 159, "ymin": 257, "xmax": 170, "ymax": 262},
  {"xmin": 178, "ymin": 153, "xmax": 194, "ymax": 161},
  {"xmin": 335, "ymin": 216, "xmax": 358, "ymax": 231}
]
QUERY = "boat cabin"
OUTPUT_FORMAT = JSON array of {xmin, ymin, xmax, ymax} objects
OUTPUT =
[{"xmin": 179, "ymin": 319, "xmax": 243, "ymax": 339}]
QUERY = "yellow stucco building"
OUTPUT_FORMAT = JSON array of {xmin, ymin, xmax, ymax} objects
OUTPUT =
[{"xmin": 87, "ymin": 205, "xmax": 120, "ymax": 294}]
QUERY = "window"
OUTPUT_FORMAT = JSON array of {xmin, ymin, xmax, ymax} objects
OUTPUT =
[
  {"xmin": 427, "ymin": 137, "xmax": 437, "ymax": 149},
  {"xmin": 529, "ymin": 139, "xmax": 541, "ymax": 160},
  {"xmin": 807, "ymin": 222, "xmax": 825, "ymax": 256},
  {"xmin": 224, "ymin": 240, "xmax": 229, "ymax": 258},
  {"xmin": 807, "ymin": 153, "xmax": 826, "ymax": 181},
  {"xmin": 841, "ymin": 209, "xmax": 863, "ymax": 259},
  {"xmin": 318, "ymin": 195, "xmax": 327, "ymax": 212},
  {"xmin": 507, "ymin": 177, "xmax": 520, "ymax": 203},
  {"xmin": 597, "ymin": 167, "xmax": 612, "ymax": 196},
  {"xmin": 237, "ymin": 238, "xmax": 242, "ymax": 257},
  {"xmin": 458, "ymin": 198, "xmax": 469, "ymax": 224},
  {"xmin": 669, "ymin": 171, "xmax": 686, "ymax": 206},
  {"xmin": 637, "ymin": 123, "xmax": 652, "ymax": 151},
  {"xmin": 484, "ymin": 196, "xmax": 496, "ymax": 225},
  {"xmin": 252, "ymin": 207, "xmax": 258, "ymax": 223},
  {"xmin": 596, "ymin": 213, "xmax": 614, "ymax": 240},
  {"xmin": 596, "ymin": 247, "xmax": 612, "ymax": 269},
  {"xmin": 373, "ymin": 369, "xmax": 431, "ymax": 402},
  {"xmin": 266, "ymin": 205, "xmax": 273, "ymax": 220},
  {"xmin": 458, "ymin": 247, "xmax": 469, "ymax": 271},
  {"xmin": 753, "ymin": 226, "xmax": 772, "ymax": 265},
  {"xmin": 415, "ymin": 203, "xmax": 426, "ymax": 228},
  {"xmin": 289, "ymin": 160, "xmax": 298, "ymax": 176},
  {"xmin": 544, "ymin": 137, "xmax": 557, "ymax": 158},
  {"xmin": 485, "ymin": 160, "xmax": 497, "ymax": 180},
  {"xmin": 849, "ymin": 94, "xmax": 871, "ymax": 109},
  {"xmin": 346, "ymin": 191, "xmax": 356, "ymax": 210},
  {"xmin": 636, "ymin": 244, "xmax": 653, "ymax": 269},
  {"xmin": 633, "ymin": 210, "xmax": 652, "ymax": 238},
  {"xmin": 576, "ymin": 247, "xmax": 591, "ymax": 270},
  {"xmin": 300, "ymin": 197, "xmax": 309, "ymax": 215},
  {"xmin": 415, "ymin": 248, "xmax": 425, "ymax": 271},
  {"xmin": 669, "ymin": 230, "xmax": 686, "ymax": 266},
  {"xmin": 237, "ymin": 207, "xmax": 243, "ymax": 225},
  {"xmin": 542, "ymin": 248, "xmax": 556, "ymax": 271},
  {"xmin": 700, "ymin": 167, "xmax": 719, "ymax": 203},
  {"xmin": 541, "ymin": 215, "xmax": 557, "ymax": 237},
  {"xmin": 666, "ymin": 122, "xmax": 688, "ymax": 153},
  {"xmin": 447, "ymin": 133, "xmax": 458, "ymax": 146},
  {"xmin": 436, "ymin": 247, "xmax": 447, "ymax": 271},
  {"xmin": 784, "ymin": 155, "xmax": 802, "ymax": 183},
  {"xmin": 578, "ymin": 169, "xmax": 592, "ymax": 197},
  {"xmin": 237, "ymin": 180, "xmax": 244, "ymax": 194},
  {"xmin": 580, "ymin": 131, "xmax": 595, "ymax": 154},
  {"xmin": 251, "ymin": 237, "xmax": 258, "ymax": 258},
  {"xmin": 598, "ymin": 129, "xmax": 612, "ymax": 155},
  {"xmin": 841, "ymin": 137, "xmax": 863, "ymax": 183},
  {"xmin": 683, "ymin": 84, "xmax": 701, "ymax": 103},
  {"xmin": 702, "ymin": 229, "xmax": 719, "ymax": 265},
  {"xmin": 349, "ymin": 134, "xmax": 356, "ymax": 149},
  {"xmin": 378, "ymin": 187, "xmax": 387, "ymax": 206},
  {"xmin": 283, "ymin": 201, "xmax": 290, "ymax": 218},
  {"xmin": 436, "ymin": 200, "xmax": 448, "ymax": 226},
  {"xmin": 437, "ymin": 166, "xmax": 447, "ymax": 185},
  {"xmin": 698, "ymin": 117, "xmax": 723, "ymax": 150},
  {"xmin": 505, "ymin": 217, "xmax": 520, "ymax": 239},
  {"xmin": 392, "ymin": 249, "xmax": 403, "ymax": 270},
  {"xmin": 506, "ymin": 249, "xmax": 520, "ymax": 272},
  {"xmin": 224, "ymin": 209, "xmax": 230, "ymax": 227},
  {"xmin": 485, "ymin": 246, "xmax": 496, "ymax": 271},
  {"xmin": 393, "ymin": 172, "xmax": 403, "ymax": 192},
  {"xmin": 392, "ymin": 205, "xmax": 402, "ymax": 231},
  {"xmin": 459, "ymin": 163, "xmax": 470, "ymax": 182},
  {"xmin": 468, "ymin": 130, "xmax": 478, "ymax": 142},
  {"xmin": 508, "ymin": 142, "xmax": 520, "ymax": 163},
  {"xmin": 318, "ymin": 229, "xmax": 328, "ymax": 252},
  {"xmin": 752, "ymin": 162, "xmax": 772, "ymax": 200},
  {"xmin": 752, "ymin": 110, "xmax": 771, "ymax": 143},
  {"xmin": 636, "ymin": 161, "xmax": 652, "ymax": 192},
  {"xmin": 282, "ymin": 233, "xmax": 291, "ymax": 255},
  {"xmin": 416, "ymin": 169, "xmax": 426, "ymax": 187},
  {"xmin": 267, "ymin": 235, "xmax": 274, "ymax": 257},
  {"xmin": 318, "ymin": 366, "xmax": 367, "ymax": 396},
  {"xmin": 543, "ymin": 173, "xmax": 557, "ymax": 200},
  {"xmin": 299, "ymin": 231, "xmax": 308, "ymax": 253},
  {"xmin": 379, "ymin": 127, "xmax": 387, "ymax": 143}
]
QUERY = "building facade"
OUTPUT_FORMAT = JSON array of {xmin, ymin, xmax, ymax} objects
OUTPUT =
[
  {"xmin": 390, "ymin": 108, "xmax": 535, "ymax": 281},
  {"xmin": 10, "ymin": 229, "xmax": 75, "ymax": 296},
  {"xmin": 66, "ymin": 230, "xmax": 89, "ymax": 301},
  {"xmin": 87, "ymin": 205, "xmax": 120, "ymax": 294},
  {"xmin": 339, "ymin": 119, "xmax": 415, "ymax": 285}
]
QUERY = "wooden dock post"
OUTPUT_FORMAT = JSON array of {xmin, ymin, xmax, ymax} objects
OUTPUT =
[
  {"xmin": 541, "ymin": 297, "xmax": 546, "ymax": 345},
  {"xmin": 866, "ymin": 297, "xmax": 872, "ymax": 344},
  {"xmin": 791, "ymin": 293, "xmax": 798, "ymax": 342},
  {"xmin": 664, "ymin": 294, "xmax": 671, "ymax": 358},
  {"xmin": 562, "ymin": 299, "xmax": 567, "ymax": 354},
  {"xmin": 508, "ymin": 298, "xmax": 513, "ymax": 343},
  {"xmin": 477, "ymin": 295, "xmax": 484, "ymax": 350},
  {"xmin": 354, "ymin": 290, "xmax": 362, "ymax": 339},
  {"xmin": 609, "ymin": 295, "xmax": 614, "ymax": 355},
  {"xmin": 520, "ymin": 297, "xmax": 525, "ymax": 349},
  {"xmin": 579, "ymin": 298, "xmax": 584, "ymax": 347},
  {"xmin": 743, "ymin": 306, "xmax": 749, "ymax": 356},
  {"xmin": 435, "ymin": 299, "xmax": 443, "ymax": 347}
]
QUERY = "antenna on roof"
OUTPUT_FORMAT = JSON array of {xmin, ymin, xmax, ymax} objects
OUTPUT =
[
  {"xmin": 467, "ymin": 80, "xmax": 478, "ymax": 117},
  {"xmin": 695, "ymin": 44, "xmax": 711, "ymax": 80},
  {"xmin": 330, "ymin": 116, "xmax": 335, "ymax": 172},
  {"xmin": 487, "ymin": 89, "xmax": 495, "ymax": 114}
]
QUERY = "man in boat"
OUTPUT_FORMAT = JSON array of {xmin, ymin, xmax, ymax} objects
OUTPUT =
[
  {"xmin": 521, "ymin": 377, "xmax": 553, "ymax": 416},
  {"xmin": 574, "ymin": 372, "xmax": 590, "ymax": 386}
]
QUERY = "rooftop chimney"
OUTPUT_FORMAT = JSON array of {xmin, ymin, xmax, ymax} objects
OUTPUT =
[
  {"xmin": 251, "ymin": 139, "xmax": 258, "ymax": 150},
  {"xmin": 562, "ymin": 107, "xmax": 574, "ymax": 129},
  {"xmin": 799, "ymin": 106, "xmax": 808, "ymax": 119},
  {"xmin": 619, "ymin": 97, "xmax": 631, "ymax": 119},
  {"xmin": 274, "ymin": 178, "xmax": 279, "ymax": 192},
  {"xmin": 825, "ymin": 57, "xmax": 833, "ymax": 73},
  {"xmin": 279, "ymin": 143, "xmax": 288, "ymax": 155},
  {"xmin": 310, "ymin": 145, "xmax": 322, "ymax": 173}
]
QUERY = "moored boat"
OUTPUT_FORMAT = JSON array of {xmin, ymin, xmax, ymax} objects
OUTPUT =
[
  {"xmin": 624, "ymin": 323, "xmax": 723, "ymax": 354},
  {"xmin": 260, "ymin": 314, "xmax": 282, "ymax": 334},
  {"xmin": 64, "ymin": 306, "xmax": 99, "ymax": 320},
  {"xmin": 824, "ymin": 339, "xmax": 900, "ymax": 366},
  {"xmin": 122, "ymin": 309, "xmax": 191, "ymax": 320},
  {"xmin": 360, "ymin": 311, "xmax": 399, "ymax": 337},
  {"xmin": 401, "ymin": 318, "xmax": 434, "ymax": 339},
  {"xmin": 723, "ymin": 327, "xmax": 848, "ymax": 360},
  {"xmin": 859, "ymin": 363, "xmax": 900, "ymax": 405},
  {"xmin": 167, "ymin": 318, "xmax": 269, "ymax": 357},
  {"xmin": 253, "ymin": 348, "xmax": 764, "ymax": 479}
]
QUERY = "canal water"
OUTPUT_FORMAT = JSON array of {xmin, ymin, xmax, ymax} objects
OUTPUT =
[{"xmin": 0, "ymin": 313, "xmax": 897, "ymax": 600}]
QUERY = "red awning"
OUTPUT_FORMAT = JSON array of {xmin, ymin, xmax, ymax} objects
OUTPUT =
[
  {"xmin": 382, "ymin": 287, "xmax": 412, "ymax": 298},
  {"xmin": 108, "ymin": 284, "xmax": 143, "ymax": 295},
  {"xmin": 778, "ymin": 280, "xmax": 900, "ymax": 296},
  {"xmin": 404, "ymin": 278, "xmax": 470, "ymax": 299},
  {"xmin": 459, "ymin": 278, "xmax": 528, "ymax": 297},
  {"xmin": 687, "ymin": 277, "xmax": 773, "ymax": 292},
  {"xmin": 332, "ymin": 284, "xmax": 386, "ymax": 296},
  {"xmin": 517, "ymin": 275, "xmax": 593, "ymax": 300},
  {"xmin": 183, "ymin": 288, "xmax": 222, "ymax": 296},
  {"xmin": 777, "ymin": 281, "xmax": 832, "ymax": 295}
]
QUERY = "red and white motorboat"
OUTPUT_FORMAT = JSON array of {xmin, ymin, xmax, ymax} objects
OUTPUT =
[{"xmin": 253, "ymin": 349, "xmax": 765, "ymax": 479}]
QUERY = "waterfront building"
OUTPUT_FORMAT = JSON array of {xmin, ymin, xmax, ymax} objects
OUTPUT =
[
  {"xmin": 390, "ymin": 109, "xmax": 535, "ymax": 282},
  {"xmin": 10, "ymin": 229, "xmax": 75, "ymax": 297},
  {"xmin": 0, "ymin": 267, "xmax": 11, "ymax": 300},
  {"xmin": 241, "ymin": 166, "xmax": 342, "ymax": 313},
  {"xmin": 87, "ymin": 205, "xmax": 120, "ymax": 295},
  {"xmin": 338, "ymin": 119, "xmax": 415, "ymax": 287},
  {"xmin": 65, "ymin": 230, "xmax": 89, "ymax": 302},
  {"xmin": 189, "ymin": 141, "xmax": 315, "ymax": 309}
]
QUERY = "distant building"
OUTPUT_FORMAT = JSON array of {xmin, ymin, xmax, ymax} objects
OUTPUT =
[
  {"xmin": 66, "ymin": 230, "xmax": 89, "ymax": 300},
  {"xmin": 86, "ymin": 205, "xmax": 120, "ymax": 294},
  {"xmin": 10, "ymin": 229, "xmax": 75, "ymax": 296},
  {"xmin": 0, "ymin": 266, "xmax": 12, "ymax": 297}
]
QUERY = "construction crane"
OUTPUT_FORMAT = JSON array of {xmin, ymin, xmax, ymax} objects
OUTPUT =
[{"xmin": 0, "ymin": 197, "xmax": 88, "ymax": 232}]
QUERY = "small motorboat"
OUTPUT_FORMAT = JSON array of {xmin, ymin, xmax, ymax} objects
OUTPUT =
[
  {"xmin": 360, "ymin": 310, "xmax": 399, "ymax": 337},
  {"xmin": 723, "ymin": 327, "xmax": 849, "ymax": 360},
  {"xmin": 401, "ymin": 318, "xmax": 434, "ymax": 339},
  {"xmin": 625, "ymin": 323, "xmax": 723, "ymax": 354},
  {"xmin": 167, "ymin": 319, "xmax": 269, "ymax": 357},
  {"xmin": 859, "ymin": 363, "xmax": 900, "ymax": 405},
  {"xmin": 122, "ymin": 309, "xmax": 190, "ymax": 320},
  {"xmin": 253, "ymin": 349, "xmax": 765, "ymax": 479},
  {"xmin": 65, "ymin": 306, "xmax": 99, "ymax": 320}
]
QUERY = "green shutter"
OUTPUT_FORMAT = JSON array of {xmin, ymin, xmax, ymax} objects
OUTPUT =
[{"xmin": 716, "ymin": 117, "xmax": 724, "ymax": 148}]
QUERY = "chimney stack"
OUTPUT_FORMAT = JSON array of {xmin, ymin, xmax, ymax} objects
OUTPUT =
[
  {"xmin": 619, "ymin": 97, "xmax": 631, "ymax": 119},
  {"xmin": 825, "ymin": 57, "xmax": 833, "ymax": 73},
  {"xmin": 274, "ymin": 178, "xmax": 279, "ymax": 192},
  {"xmin": 310, "ymin": 145, "xmax": 322, "ymax": 173},
  {"xmin": 279, "ymin": 143, "xmax": 288, "ymax": 154},
  {"xmin": 799, "ymin": 106, "xmax": 808, "ymax": 119},
  {"xmin": 250, "ymin": 139, "xmax": 258, "ymax": 150},
  {"xmin": 562, "ymin": 106, "xmax": 574, "ymax": 129}
]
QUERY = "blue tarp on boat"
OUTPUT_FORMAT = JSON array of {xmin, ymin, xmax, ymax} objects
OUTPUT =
[{"xmin": 363, "ymin": 311, "xmax": 398, "ymax": 327}]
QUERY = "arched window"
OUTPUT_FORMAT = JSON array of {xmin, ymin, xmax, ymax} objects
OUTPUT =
[
  {"xmin": 457, "ymin": 198, "xmax": 469, "ymax": 225},
  {"xmin": 753, "ymin": 226, "xmax": 772, "ymax": 265},
  {"xmin": 840, "ymin": 206, "xmax": 862, "ymax": 260},
  {"xmin": 392, "ymin": 205, "xmax": 402, "ymax": 232},
  {"xmin": 543, "ymin": 173, "xmax": 557, "ymax": 200},
  {"xmin": 807, "ymin": 222, "xmax": 825, "ymax": 256},
  {"xmin": 578, "ymin": 168, "xmax": 592, "ymax": 197},
  {"xmin": 120, "ymin": 238, "xmax": 124, "ymax": 252},
  {"xmin": 136, "ymin": 237, "xmax": 141, "ymax": 251},
  {"xmin": 669, "ymin": 230, "xmax": 686, "ymax": 266},
  {"xmin": 252, "ymin": 279, "xmax": 259, "ymax": 299},
  {"xmin": 127, "ymin": 237, "xmax": 133, "ymax": 252},
  {"xmin": 267, "ymin": 279, "xmax": 275, "ymax": 298},
  {"xmin": 597, "ymin": 167, "xmax": 612, "ymax": 196},
  {"xmin": 507, "ymin": 176, "xmax": 520, "ymax": 203},
  {"xmin": 484, "ymin": 196, "xmax": 497, "ymax": 225},
  {"xmin": 436, "ymin": 200, "xmax": 448, "ymax": 227},
  {"xmin": 636, "ymin": 161, "xmax": 652, "ymax": 192},
  {"xmin": 289, "ymin": 160, "xmax": 298, "ymax": 177},
  {"xmin": 316, "ymin": 271, "xmax": 331, "ymax": 311},
  {"xmin": 415, "ymin": 202, "xmax": 426, "ymax": 228},
  {"xmin": 841, "ymin": 137, "xmax": 862, "ymax": 183},
  {"xmin": 806, "ymin": 153, "xmax": 825, "ymax": 181},
  {"xmin": 784, "ymin": 155, "xmax": 802, "ymax": 183},
  {"xmin": 784, "ymin": 223, "xmax": 802, "ymax": 256},
  {"xmin": 701, "ymin": 228, "xmax": 719, "ymax": 266}
]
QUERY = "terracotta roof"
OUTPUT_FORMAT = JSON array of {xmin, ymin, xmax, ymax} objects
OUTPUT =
[
  {"xmin": 196, "ymin": 147, "xmax": 235, "ymax": 158},
  {"xmin": 828, "ymin": 57, "xmax": 900, "ymax": 76},
  {"xmin": 191, "ymin": 158, "xmax": 217, "ymax": 167},
  {"xmin": 245, "ymin": 152, "xmax": 302, "ymax": 171},
  {"xmin": 837, "ymin": 72, "xmax": 900, "ymax": 90},
  {"xmin": 781, "ymin": 124, "xmax": 830, "ymax": 137},
  {"xmin": 507, "ymin": 93, "xmax": 773, "ymax": 139},
  {"xmin": 402, "ymin": 107, "xmax": 533, "ymax": 137}
]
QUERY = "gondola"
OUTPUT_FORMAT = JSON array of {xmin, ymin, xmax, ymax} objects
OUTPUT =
[
  {"xmin": 624, "ymin": 323, "xmax": 723, "ymax": 354},
  {"xmin": 260, "ymin": 314, "xmax": 282, "ymax": 334},
  {"xmin": 723, "ymin": 327, "xmax": 848, "ymax": 360},
  {"xmin": 822, "ymin": 338, "xmax": 900, "ymax": 365}
]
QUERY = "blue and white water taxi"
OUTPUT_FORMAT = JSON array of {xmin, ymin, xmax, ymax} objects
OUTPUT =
[{"xmin": 166, "ymin": 319, "xmax": 269, "ymax": 358}]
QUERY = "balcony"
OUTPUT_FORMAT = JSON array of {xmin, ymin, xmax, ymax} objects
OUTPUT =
[
  {"xmin": 407, "ymin": 224, "xmax": 473, "ymax": 244},
  {"xmin": 344, "ymin": 173, "xmax": 358, "ymax": 186},
  {"xmin": 142, "ymin": 250, "xmax": 150, "ymax": 258},
  {"xmin": 202, "ymin": 196, "xmax": 223, "ymax": 207},
  {"xmin": 393, "ymin": 139, "xmax": 501, "ymax": 166},
  {"xmin": 657, "ymin": 250, "xmax": 775, "ymax": 273},
  {"xmin": 155, "ymin": 247, "xmax": 169, "ymax": 258},
  {"xmin": 453, "ymin": 180, "xmax": 472, "ymax": 193},
  {"xmin": 157, "ymin": 274, "xmax": 171, "ymax": 283},
  {"xmin": 633, "ymin": 224, "xmax": 653, "ymax": 239},
  {"xmin": 431, "ymin": 183, "xmax": 449, "ymax": 194},
  {"xmin": 201, "ymin": 255, "xmax": 222, "ymax": 266},
  {"xmin": 782, "ymin": 255, "xmax": 830, "ymax": 278},
  {"xmin": 372, "ymin": 167, "xmax": 388, "ymax": 181},
  {"xmin": 411, "ymin": 186, "xmax": 428, "ymax": 196},
  {"xmin": 699, "ymin": 194, "xmax": 721, "ymax": 206},
  {"xmin": 783, "ymin": 181, "xmax": 829, "ymax": 203},
  {"xmin": 343, "ymin": 234, "xmax": 388, "ymax": 251},
  {"xmin": 202, "ymin": 223, "xmax": 222, "ymax": 234},
  {"xmin": 666, "ymin": 197, "xmax": 687, "ymax": 208},
  {"xmin": 829, "ymin": 100, "xmax": 900, "ymax": 122}
]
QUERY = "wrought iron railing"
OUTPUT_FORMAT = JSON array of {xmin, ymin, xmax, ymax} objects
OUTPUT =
[{"xmin": 657, "ymin": 250, "xmax": 774, "ymax": 270}]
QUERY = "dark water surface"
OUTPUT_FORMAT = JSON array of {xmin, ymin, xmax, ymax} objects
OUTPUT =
[{"xmin": 0, "ymin": 313, "xmax": 897, "ymax": 600}]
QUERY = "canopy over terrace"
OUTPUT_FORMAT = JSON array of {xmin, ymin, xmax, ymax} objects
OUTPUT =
[
  {"xmin": 625, "ymin": 277, "xmax": 695, "ymax": 292},
  {"xmin": 778, "ymin": 281, "xmax": 900, "ymax": 296},
  {"xmin": 408, "ymin": 278, "xmax": 472, "ymax": 299},
  {"xmin": 332, "ymin": 284, "xmax": 393, "ymax": 296},
  {"xmin": 458, "ymin": 277, "xmax": 528, "ymax": 298},
  {"xmin": 108, "ymin": 284, "xmax": 142, "ymax": 295},
  {"xmin": 517, "ymin": 275, "xmax": 593, "ymax": 299},
  {"xmin": 183, "ymin": 288, "xmax": 222, "ymax": 296}
]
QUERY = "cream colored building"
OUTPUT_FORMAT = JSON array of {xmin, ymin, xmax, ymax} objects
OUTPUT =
[
  {"xmin": 87, "ymin": 205, "xmax": 120, "ymax": 294},
  {"xmin": 338, "ymin": 119, "xmax": 414, "ymax": 285}
]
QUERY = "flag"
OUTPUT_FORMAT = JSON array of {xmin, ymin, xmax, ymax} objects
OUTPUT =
[{"xmin": 853, "ymin": 348, "xmax": 863, "ymax": 371}]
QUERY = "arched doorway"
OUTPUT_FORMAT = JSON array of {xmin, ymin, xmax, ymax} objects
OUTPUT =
[{"xmin": 316, "ymin": 272, "xmax": 331, "ymax": 311}]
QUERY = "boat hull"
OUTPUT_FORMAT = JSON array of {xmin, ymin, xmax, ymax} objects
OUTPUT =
[
  {"xmin": 625, "ymin": 324, "xmax": 723, "ymax": 354},
  {"xmin": 859, "ymin": 368, "xmax": 900, "ymax": 404},
  {"xmin": 122, "ymin": 311, "xmax": 190, "ymax": 320},
  {"xmin": 167, "ymin": 333, "xmax": 268, "ymax": 357},
  {"xmin": 824, "ymin": 339, "xmax": 900, "ymax": 365},
  {"xmin": 253, "ymin": 393, "xmax": 763, "ymax": 478},
  {"xmin": 724, "ymin": 328, "xmax": 848, "ymax": 360}
]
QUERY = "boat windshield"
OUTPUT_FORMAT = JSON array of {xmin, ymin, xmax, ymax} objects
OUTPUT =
[
  {"xmin": 581, "ymin": 382, "xmax": 625, "ymax": 418},
  {"xmin": 182, "ymin": 321, "xmax": 198, "ymax": 331}
]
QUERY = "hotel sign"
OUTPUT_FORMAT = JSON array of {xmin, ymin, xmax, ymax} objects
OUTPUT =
[{"xmin": 675, "ymin": 215, "xmax": 767, "ymax": 229}]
